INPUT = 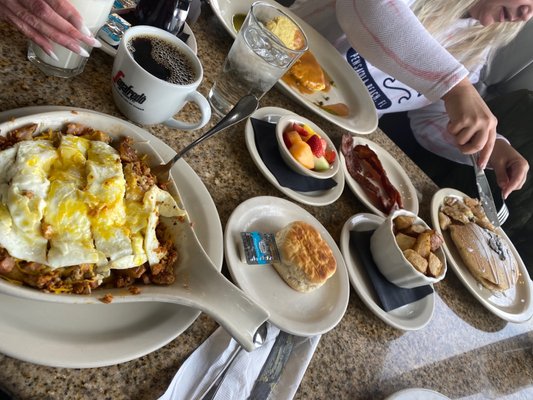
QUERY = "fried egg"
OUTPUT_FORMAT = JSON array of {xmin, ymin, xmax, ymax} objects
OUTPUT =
[
  {"xmin": 45, "ymin": 135, "xmax": 104, "ymax": 268},
  {"xmin": 86, "ymin": 140, "xmax": 146, "ymax": 270},
  {"xmin": 0, "ymin": 131, "xmax": 186, "ymax": 276},
  {"xmin": 143, "ymin": 185, "xmax": 186, "ymax": 266},
  {"xmin": 0, "ymin": 140, "xmax": 57, "ymax": 264}
]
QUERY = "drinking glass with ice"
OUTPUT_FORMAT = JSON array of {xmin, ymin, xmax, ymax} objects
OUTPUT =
[{"xmin": 208, "ymin": 1, "xmax": 308, "ymax": 116}]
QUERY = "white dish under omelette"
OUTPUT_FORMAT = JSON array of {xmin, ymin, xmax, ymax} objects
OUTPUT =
[
  {"xmin": 0, "ymin": 110, "xmax": 268, "ymax": 354},
  {"xmin": 0, "ymin": 106, "xmax": 223, "ymax": 368}
]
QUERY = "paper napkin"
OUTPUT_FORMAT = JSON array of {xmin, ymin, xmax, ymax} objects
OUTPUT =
[
  {"xmin": 159, "ymin": 323, "xmax": 320, "ymax": 400},
  {"xmin": 250, "ymin": 118, "xmax": 337, "ymax": 192},
  {"xmin": 350, "ymin": 229, "xmax": 433, "ymax": 311}
]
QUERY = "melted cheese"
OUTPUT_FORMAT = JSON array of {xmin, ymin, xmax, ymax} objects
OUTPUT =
[{"xmin": 0, "ymin": 132, "xmax": 186, "ymax": 273}]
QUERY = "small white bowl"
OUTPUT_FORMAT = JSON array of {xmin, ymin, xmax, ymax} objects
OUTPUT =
[
  {"xmin": 275, "ymin": 114, "xmax": 339, "ymax": 180},
  {"xmin": 370, "ymin": 209, "xmax": 447, "ymax": 289}
]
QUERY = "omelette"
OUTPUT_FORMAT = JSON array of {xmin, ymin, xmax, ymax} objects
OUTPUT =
[{"xmin": 0, "ymin": 125, "xmax": 186, "ymax": 294}]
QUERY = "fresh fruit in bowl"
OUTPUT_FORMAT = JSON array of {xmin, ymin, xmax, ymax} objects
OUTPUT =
[{"xmin": 276, "ymin": 115, "xmax": 339, "ymax": 179}]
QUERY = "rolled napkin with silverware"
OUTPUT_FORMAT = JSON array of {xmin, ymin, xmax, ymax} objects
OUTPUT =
[{"xmin": 158, "ymin": 323, "xmax": 320, "ymax": 400}]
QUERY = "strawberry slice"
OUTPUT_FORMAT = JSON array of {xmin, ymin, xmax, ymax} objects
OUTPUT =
[
  {"xmin": 282, "ymin": 131, "xmax": 292, "ymax": 148},
  {"xmin": 320, "ymin": 138, "xmax": 327, "ymax": 152},
  {"xmin": 324, "ymin": 149, "xmax": 336, "ymax": 164},
  {"xmin": 307, "ymin": 135, "xmax": 325, "ymax": 158}
]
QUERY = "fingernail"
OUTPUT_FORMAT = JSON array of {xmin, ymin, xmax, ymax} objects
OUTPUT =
[
  {"xmin": 89, "ymin": 37, "xmax": 102, "ymax": 48},
  {"xmin": 79, "ymin": 47, "xmax": 90, "ymax": 57},
  {"xmin": 47, "ymin": 49, "xmax": 60, "ymax": 62},
  {"xmin": 80, "ymin": 24, "xmax": 92, "ymax": 37},
  {"xmin": 68, "ymin": 43, "xmax": 91, "ymax": 57}
]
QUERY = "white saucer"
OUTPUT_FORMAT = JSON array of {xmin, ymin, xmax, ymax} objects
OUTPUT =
[
  {"xmin": 244, "ymin": 107, "xmax": 345, "ymax": 207},
  {"xmin": 340, "ymin": 213, "xmax": 435, "ymax": 331},
  {"xmin": 431, "ymin": 188, "xmax": 533, "ymax": 323},
  {"xmin": 340, "ymin": 137, "xmax": 419, "ymax": 217},
  {"xmin": 224, "ymin": 196, "xmax": 350, "ymax": 336},
  {"xmin": 98, "ymin": 22, "xmax": 198, "ymax": 56},
  {"xmin": 0, "ymin": 106, "xmax": 223, "ymax": 368}
]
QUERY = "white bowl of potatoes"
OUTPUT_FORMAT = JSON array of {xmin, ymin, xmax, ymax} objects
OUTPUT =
[{"xmin": 370, "ymin": 209, "xmax": 446, "ymax": 289}]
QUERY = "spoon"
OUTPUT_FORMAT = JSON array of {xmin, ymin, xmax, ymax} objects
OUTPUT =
[
  {"xmin": 151, "ymin": 94, "xmax": 259, "ymax": 183},
  {"xmin": 196, "ymin": 323, "xmax": 269, "ymax": 400}
]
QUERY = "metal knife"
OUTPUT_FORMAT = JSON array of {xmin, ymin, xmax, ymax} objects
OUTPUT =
[
  {"xmin": 248, "ymin": 331, "xmax": 294, "ymax": 400},
  {"xmin": 471, "ymin": 154, "xmax": 500, "ymax": 227}
]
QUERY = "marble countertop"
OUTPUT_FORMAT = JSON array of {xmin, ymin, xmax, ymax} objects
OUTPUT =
[{"xmin": 0, "ymin": 4, "xmax": 532, "ymax": 400}]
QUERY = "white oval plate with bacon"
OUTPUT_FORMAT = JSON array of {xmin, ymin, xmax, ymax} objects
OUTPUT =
[{"xmin": 339, "ymin": 136, "xmax": 418, "ymax": 218}]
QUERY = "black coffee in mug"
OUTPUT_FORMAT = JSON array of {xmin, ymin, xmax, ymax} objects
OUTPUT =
[{"xmin": 127, "ymin": 35, "xmax": 196, "ymax": 85}]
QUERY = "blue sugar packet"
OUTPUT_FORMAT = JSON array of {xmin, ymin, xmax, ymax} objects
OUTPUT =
[
  {"xmin": 240, "ymin": 232, "xmax": 280, "ymax": 265},
  {"xmin": 112, "ymin": 0, "xmax": 137, "ymax": 13},
  {"xmin": 99, "ymin": 13, "xmax": 131, "ymax": 46}
]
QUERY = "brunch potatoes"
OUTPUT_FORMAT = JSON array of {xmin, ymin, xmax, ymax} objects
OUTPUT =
[{"xmin": 370, "ymin": 209, "xmax": 446, "ymax": 288}]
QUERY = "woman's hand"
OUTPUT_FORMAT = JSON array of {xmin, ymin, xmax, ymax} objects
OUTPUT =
[
  {"xmin": 442, "ymin": 77, "xmax": 498, "ymax": 169},
  {"xmin": 0, "ymin": 0, "xmax": 101, "ymax": 58},
  {"xmin": 489, "ymin": 139, "xmax": 529, "ymax": 199}
]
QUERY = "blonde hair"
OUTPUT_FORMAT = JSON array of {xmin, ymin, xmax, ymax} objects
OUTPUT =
[{"xmin": 411, "ymin": 0, "xmax": 525, "ymax": 69}]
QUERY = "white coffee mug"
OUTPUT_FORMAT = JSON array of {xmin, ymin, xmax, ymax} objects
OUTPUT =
[{"xmin": 111, "ymin": 25, "xmax": 211, "ymax": 129}]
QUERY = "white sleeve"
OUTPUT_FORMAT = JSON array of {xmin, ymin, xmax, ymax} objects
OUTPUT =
[
  {"xmin": 335, "ymin": 0, "xmax": 469, "ymax": 101},
  {"xmin": 407, "ymin": 101, "xmax": 509, "ymax": 166}
]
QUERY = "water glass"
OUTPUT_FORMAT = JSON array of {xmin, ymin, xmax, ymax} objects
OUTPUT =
[
  {"xmin": 208, "ymin": 1, "xmax": 308, "ymax": 116},
  {"xmin": 27, "ymin": 0, "xmax": 114, "ymax": 78}
]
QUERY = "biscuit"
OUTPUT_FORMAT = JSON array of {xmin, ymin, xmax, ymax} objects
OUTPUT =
[{"xmin": 273, "ymin": 221, "xmax": 336, "ymax": 292}]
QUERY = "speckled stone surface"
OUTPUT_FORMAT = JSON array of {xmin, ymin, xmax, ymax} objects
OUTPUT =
[{"xmin": 1, "ymin": 5, "xmax": 533, "ymax": 400}]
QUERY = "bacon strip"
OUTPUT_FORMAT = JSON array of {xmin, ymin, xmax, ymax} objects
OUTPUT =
[{"xmin": 341, "ymin": 134, "xmax": 403, "ymax": 214}]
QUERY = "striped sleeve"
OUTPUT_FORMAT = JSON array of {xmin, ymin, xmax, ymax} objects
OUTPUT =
[{"xmin": 336, "ymin": 0, "xmax": 469, "ymax": 101}]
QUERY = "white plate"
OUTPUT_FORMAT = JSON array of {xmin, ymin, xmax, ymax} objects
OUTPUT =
[
  {"xmin": 244, "ymin": 106, "xmax": 345, "ymax": 206},
  {"xmin": 224, "ymin": 196, "xmax": 350, "ymax": 336},
  {"xmin": 431, "ymin": 188, "xmax": 533, "ymax": 323},
  {"xmin": 0, "ymin": 106, "xmax": 223, "ymax": 368},
  {"xmin": 98, "ymin": 22, "xmax": 198, "ymax": 56},
  {"xmin": 340, "ymin": 137, "xmax": 419, "ymax": 217},
  {"xmin": 340, "ymin": 213, "xmax": 434, "ymax": 331},
  {"xmin": 385, "ymin": 388, "xmax": 450, "ymax": 400},
  {"xmin": 208, "ymin": 0, "xmax": 377, "ymax": 135}
]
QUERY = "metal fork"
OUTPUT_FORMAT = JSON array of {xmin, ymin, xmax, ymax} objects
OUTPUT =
[
  {"xmin": 151, "ymin": 94, "xmax": 259, "ymax": 184},
  {"xmin": 497, "ymin": 194, "xmax": 510, "ymax": 225}
]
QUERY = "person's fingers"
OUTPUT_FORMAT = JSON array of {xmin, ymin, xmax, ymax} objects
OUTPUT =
[
  {"xmin": 502, "ymin": 160, "xmax": 529, "ymax": 198},
  {"xmin": 41, "ymin": 0, "xmax": 84, "ymax": 30},
  {"xmin": 477, "ymin": 127, "xmax": 496, "ymax": 168},
  {"xmin": 1, "ymin": 8, "xmax": 56, "ymax": 55},
  {"xmin": 41, "ymin": 0, "xmax": 103, "ymax": 47},
  {"xmin": 4, "ymin": 0, "xmax": 99, "ymax": 50},
  {"xmin": 38, "ymin": 0, "xmax": 102, "ymax": 47}
]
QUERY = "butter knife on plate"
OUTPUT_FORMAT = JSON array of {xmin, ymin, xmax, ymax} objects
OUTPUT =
[{"xmin": 470, "ymin": 154, "xmax": 500, "ymax": 227}]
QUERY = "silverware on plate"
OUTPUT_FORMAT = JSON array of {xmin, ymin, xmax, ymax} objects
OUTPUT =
[{"xmin": 470, "ymin": 154, "xmax": 500, "ymax": 227}]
